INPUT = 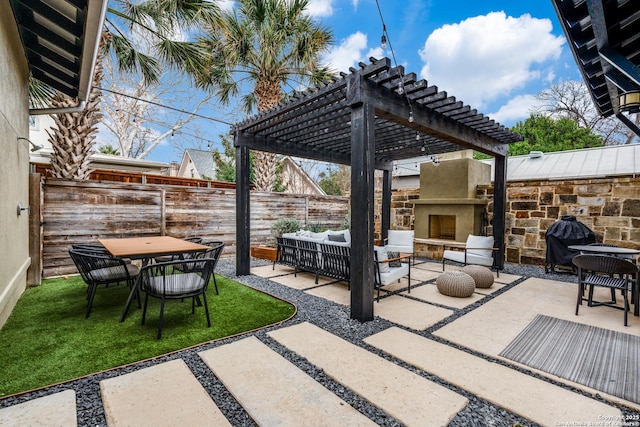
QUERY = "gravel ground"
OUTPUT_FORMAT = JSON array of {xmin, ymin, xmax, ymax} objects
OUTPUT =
[{"xmin": 0, "ymin": 258, "xmax": 630, "ymax": 426}]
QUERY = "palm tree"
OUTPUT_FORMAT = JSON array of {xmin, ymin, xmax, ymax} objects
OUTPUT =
[
  {"xmin": 200, "ymin": 0, "xmax": 334, "ymax": 191},
  {"xmin": 43, "ymin": 0, "xmax": 220, "ymax": 179}
]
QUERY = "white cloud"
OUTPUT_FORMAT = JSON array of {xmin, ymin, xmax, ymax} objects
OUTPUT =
[
  {"xmin": 488, "ymin": 94, "xmax": 543, "ymax": 125},
  {"xmin": 218, "ymin": 0, "xmax": 235, "ymax": 12},
  {"xmin": 323, "ymin": 32, "xmax": 369, "ymax": 74},
  {"xmin": 306, "ymin": 0, "xmax": 334, "ymax": 17},
  {"xmin": 352, "ymin": 0, "xmax": 359, "ymax": 10},
  {"xmin": 419, "ymin": 11, "xmax": 564, "ymax": 109}
]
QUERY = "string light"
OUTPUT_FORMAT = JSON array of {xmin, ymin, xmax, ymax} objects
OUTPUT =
[
  {"xmin": 416, "ymin": 131, "xmax": 420, "ymax": 141},
  {"xmin": 375, "ymin": 0, "xmax": 416, "ymax": 125}
]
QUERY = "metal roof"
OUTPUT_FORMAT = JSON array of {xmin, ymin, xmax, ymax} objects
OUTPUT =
[
  {"xmin": 232, "ymin": 57, "xmax": 522, "ymax": 168},
  {"xmin": 483, "ymin": 144, "xmax": 640, "ymax": 181},
  {"xmin": 552, "ymin": 0, "xmax": 640, "ymax": 117},
  {"xmin": 9, "ymin": 0, "xmax": 107, "ymax": 101}
]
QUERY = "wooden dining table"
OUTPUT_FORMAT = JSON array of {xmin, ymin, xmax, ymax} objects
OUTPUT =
[
  {"xmin": 99, "ymin": 236, "xmax": 209, "ymax": 261},
  {"xmin": 98, "ymin": 236, "xmax": 210, "ymax": 322}
]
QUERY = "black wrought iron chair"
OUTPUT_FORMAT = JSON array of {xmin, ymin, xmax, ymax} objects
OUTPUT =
[
  {"xmin": 174, "ymin": 241, "xmax": 224, "ymax": 294},
  {"xmin": 138, "ymin": 257, "xmax": 217, "ymax": 339},
  {"xmin": 69, "ymin": 248, "xmax": 140, "ymax": 318},
  {"xmin": 572, "ymin": 254, "xmax": 638, "ymax": 326}
]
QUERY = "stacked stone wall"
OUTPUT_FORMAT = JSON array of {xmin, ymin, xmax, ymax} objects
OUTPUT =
[{"xmin": 377, "ymin": 176, "xmax": 640, "ymax": 266}]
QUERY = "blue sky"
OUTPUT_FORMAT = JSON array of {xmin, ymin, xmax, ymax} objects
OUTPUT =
[{"xmin": 140, "ymin": 0, "xmax": 581, "ymax": 164}]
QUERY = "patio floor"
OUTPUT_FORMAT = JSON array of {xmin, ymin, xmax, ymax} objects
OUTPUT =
[{"xmin": 1, "ymin": 260, "xmax": 638, "ymax": 426}]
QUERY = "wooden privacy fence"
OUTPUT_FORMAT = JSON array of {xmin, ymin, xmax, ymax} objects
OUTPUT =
[{"xmin": 32, "ymin": 175, "xmax": 349, "ymax": 279}]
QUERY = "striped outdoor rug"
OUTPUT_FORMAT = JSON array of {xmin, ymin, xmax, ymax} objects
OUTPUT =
[{"xmin": 499, "ymin": 315, "xmax": 640, "ymax": 404}]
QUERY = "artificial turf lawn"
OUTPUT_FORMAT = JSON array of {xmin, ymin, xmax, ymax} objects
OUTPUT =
[{"xmin": 0, "ymin": 274, "xmax": 296, "ymax": 397}]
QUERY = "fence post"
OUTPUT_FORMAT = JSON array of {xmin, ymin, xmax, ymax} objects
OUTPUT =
[
  {"xmin": 160, "ymin": 189, "xmax": 166, "ymax": 236},
  {"xmin": 27, "ymin": 173, "xmax": 43, "ymax": 286}
]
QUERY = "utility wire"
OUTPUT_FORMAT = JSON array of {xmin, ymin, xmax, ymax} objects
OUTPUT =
[{"xmin": 96, "ymin": 86, "xmax": 235, "ymax": 126}]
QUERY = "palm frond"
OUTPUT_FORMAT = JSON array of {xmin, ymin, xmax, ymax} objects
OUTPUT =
[{"xmin": 28, "ymin": 77, "xmax": 56, "ymax": 109}]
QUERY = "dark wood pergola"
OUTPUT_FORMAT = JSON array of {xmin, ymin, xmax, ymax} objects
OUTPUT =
[{"xmin": 232, "ymin": 57, "xmax": 522, "ymax": 321}]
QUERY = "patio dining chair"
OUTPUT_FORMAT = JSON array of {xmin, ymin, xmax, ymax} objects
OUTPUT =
[
  {"xmin": 173, "ymin": 241, "xmax": 224, "ymax": 294},
  {"xmin": 138, "ymin": 257, "xmax": 217, "ymax": 339},
  {"xmin": 69, "ymin": 248, "xmax": 140, "ymax": 318},
  {"xmin": 572, "ymin": 254, "xmax": 638, "ymax": 326}
]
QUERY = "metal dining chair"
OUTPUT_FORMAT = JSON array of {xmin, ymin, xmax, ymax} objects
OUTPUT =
[
  {"xmin": 138, "ymin": 257, "xmax": 217, "ymax": 339},
  {"xmin": 69, "ymin": 248, "xmax": 140, "ymax": 318},
  {"xmin": 572, "ymin": 254, "xmax": 638, "ymax": 326}
]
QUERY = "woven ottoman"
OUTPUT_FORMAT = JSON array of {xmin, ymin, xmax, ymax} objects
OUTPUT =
[
  {"xmin": 461, "ymin": 265, "xmax": 494, "ymax": 289},
  {"xmin": 436, "ymin": 271, "xmax": 475, "ymax": 298}
]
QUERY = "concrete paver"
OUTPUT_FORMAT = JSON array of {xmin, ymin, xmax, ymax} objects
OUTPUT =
[
  {"xmin": 0, "ymin": 390, "xmax": 77, "ymax": 427},
  {"xmin": 269, "ymin": 322, "xmax": 468, "ymax": 426},
  {"xmin": 374, "ymin": 295, "xmax": 453, "ymax": 330},
  {"xmin": 100, "ymin": 359, "xmax": 231, "ymax": 427},
  {"xmin": 402, "ymin": 283, "xmax": 485, "ymax": 309},
  {"xmin": 365, "ymin": 326, "xmax": 622, "ymax": 426},
  {"xmin": 305, "ymin": 282, "xmax": 351, "ymax": 305},
  {"xmin": 199, "ymin": 336, "xmax": 376, "ymax": 426},
  {"xmin": 434, "ymin": 277, "xmax": 640, "ymax": 409}
]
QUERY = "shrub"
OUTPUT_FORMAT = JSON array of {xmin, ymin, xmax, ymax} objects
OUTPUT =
[{"xmin": 270, "ymin": 218, "xmax": 302, "ymax": 238}]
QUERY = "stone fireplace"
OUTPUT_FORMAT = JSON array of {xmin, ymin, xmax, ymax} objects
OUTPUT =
[{"xmin": 412, "ymin": 156, "xmax": 490, "ymax": 242}]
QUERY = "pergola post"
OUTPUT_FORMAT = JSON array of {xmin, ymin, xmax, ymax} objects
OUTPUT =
[
  {"xmin": 381, "ymin": 167, "xmax": 392, "ymax": 241},
  {"xmin": 235, "ymin": 138, "xmax": 251, "ymax": 276},
  {"xmin": 493, "ymin": 154, "xmax": 508, "ymax": 271},
  {"xmin": 350, "ymin": 101, "xmax": 376, "ymax": 321}
]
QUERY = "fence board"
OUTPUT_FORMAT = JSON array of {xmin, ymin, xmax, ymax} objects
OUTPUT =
[{"xmin": 40, "ymin": 178, "xmax": 349, "ymax": 278}]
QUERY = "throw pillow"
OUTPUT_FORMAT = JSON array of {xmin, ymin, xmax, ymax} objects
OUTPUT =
[
  {"xmin": 386, "ymin": 251, "xmax": 402, "ymax": 267},
  {"xmin": 328, "ymin": 233, "xmax": 346, "ymax": 242}
]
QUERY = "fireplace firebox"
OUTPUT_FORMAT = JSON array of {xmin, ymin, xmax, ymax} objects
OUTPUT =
[{"xmin": 412, "ymin": 155, "xmax": 490, "ymax": 242}]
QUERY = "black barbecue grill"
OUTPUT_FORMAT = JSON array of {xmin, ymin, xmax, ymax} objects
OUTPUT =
[{"xmin": 545, "ymin": 215, "xmax": 596, "ymax": 273}]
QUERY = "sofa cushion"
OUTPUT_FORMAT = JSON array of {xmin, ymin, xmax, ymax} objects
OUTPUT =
[
  {"xmin": 310, "ymin": 230, "xmax": 331, "ymax": 240},
  {"xmin": 465, "ymin": 235, "xmax": 494, "ymax": 258},
  {"xmin": 374, "ymin": 246, "xmax": 390, "ymax": 273}
]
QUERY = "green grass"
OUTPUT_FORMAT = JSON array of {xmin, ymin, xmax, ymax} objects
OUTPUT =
[{"xmin": 0, "ymin": 274, "xmax": 295, "ymax": 397}]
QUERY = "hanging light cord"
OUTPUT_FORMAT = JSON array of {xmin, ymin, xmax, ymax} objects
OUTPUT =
[{"xmin": 374, "ymin": 0, "xmax": 414, "ymax": 122}]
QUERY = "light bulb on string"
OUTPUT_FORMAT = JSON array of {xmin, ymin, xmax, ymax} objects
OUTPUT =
[
  {"xmin": 397, "ymin": 82, "xmax": 404, "ymax": 95},
  {"xmin": 416, "ymin": 131, "xmax": 420, "ymax": 141},
  {"xmin": 408, "ymin": 110, "xmax": 414, "ymax": 123},
  {"xmin": 381, "ymin": 34, "xmax": 387, "ymax": 50}
]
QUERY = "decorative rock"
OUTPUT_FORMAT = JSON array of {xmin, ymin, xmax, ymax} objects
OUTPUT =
[
  {"xmin": 436, "ymin": 271, "xmax": 476, "ymax": 298},
  {"xmin": 461, "ymin": 265, "xmax": 494, "ymax": 289}
]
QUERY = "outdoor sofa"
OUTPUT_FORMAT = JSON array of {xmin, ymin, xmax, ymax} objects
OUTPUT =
[{"xmin": 274, "ymin": 229, "xmax": 410, "ymax": 300}]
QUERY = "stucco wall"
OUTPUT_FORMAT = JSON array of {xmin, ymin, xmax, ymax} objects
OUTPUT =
[{"xmin": 0, "ymin": 11, "xmax": 30, "ymax": 328}]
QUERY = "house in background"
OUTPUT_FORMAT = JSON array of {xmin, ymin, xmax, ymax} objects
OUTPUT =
[
  {"xmin": 280, "ymin": 156, "xmax": 325, "ymax": 195},
  {"xmin": 177, "ymin": 149, "xmax": 325, "ymax": 195},
  {"xmin": 178, "ymin": 148, "xmax": 216, "ymax": 180},
  {"xmin": 392, "ymin": 145, "xmax": 640, "ymax": 188},
  {"xmin": 29, "ymin": 114, "xmax": 174, "ymax": 176}
]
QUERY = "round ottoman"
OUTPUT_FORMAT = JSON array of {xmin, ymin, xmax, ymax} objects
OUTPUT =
[
  {"xmin": 461, "ymin": 265, "xmax": 494, "ymax": 289},
  {"xmin": 436, "ymin": 271, "xmax": 475, "ymax": 298}
]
